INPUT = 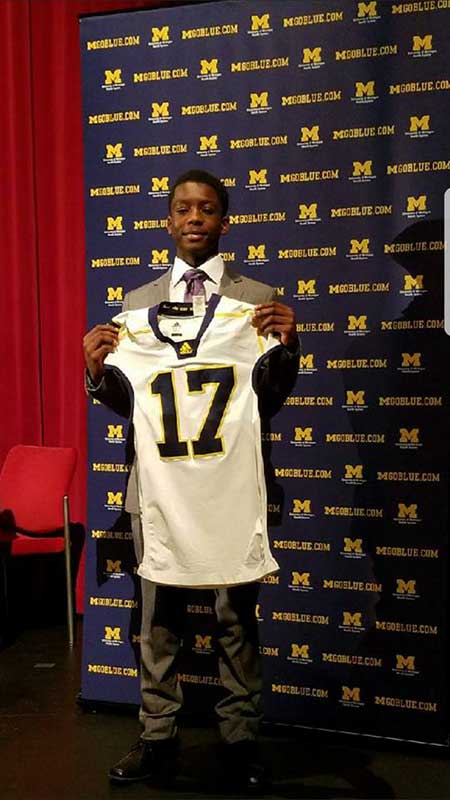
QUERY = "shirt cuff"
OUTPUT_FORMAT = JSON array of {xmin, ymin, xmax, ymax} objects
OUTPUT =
[
  {"xmin": 283, "ymin": 338, "xmax": 301, "ymax": 357},
  {"xmin": 85, "ymin": 369, "xmax": 105, "ymax": 392}
]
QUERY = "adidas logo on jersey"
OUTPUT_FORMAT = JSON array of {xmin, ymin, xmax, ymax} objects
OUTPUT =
[{"xmin": 180, "ymin": 342, "xmax": 193, "ymax": 355}]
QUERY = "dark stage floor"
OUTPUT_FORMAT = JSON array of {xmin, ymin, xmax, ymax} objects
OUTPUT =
[{"xmin": 0, "ymin": 621, "xmax": 449, "ymax": 800}]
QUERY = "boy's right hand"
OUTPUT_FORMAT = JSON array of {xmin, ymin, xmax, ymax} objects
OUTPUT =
[{"xmin": 83, "ymin": 324, "xmax": 119, "ymax": 384}]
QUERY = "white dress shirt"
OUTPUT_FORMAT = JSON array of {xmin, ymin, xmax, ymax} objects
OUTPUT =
[{"xmin": 169, "ymin": 253, "xmax": 225, "ymax": 301}]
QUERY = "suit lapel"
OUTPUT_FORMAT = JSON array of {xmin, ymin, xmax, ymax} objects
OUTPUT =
[
  {"xmin": 149, "ymin": 272, "xmax": 171, "ymax": 305},
  {"xmin": 218, "ymin": 266, "xmax": 245, "ymax": 300}
]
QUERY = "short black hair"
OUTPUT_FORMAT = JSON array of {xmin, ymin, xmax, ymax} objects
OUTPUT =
[{"xmin": 168, "ymin": 169, "xmax": 229, "ymax": 216}]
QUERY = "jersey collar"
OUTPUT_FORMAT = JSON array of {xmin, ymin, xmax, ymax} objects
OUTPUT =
[{"xmin": 148, "ymin": 293, "xmax": 221, "ymax": 359}]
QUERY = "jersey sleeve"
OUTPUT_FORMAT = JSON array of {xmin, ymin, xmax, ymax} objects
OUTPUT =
[
  {"xmin": 252, "ymin": 331, "xmax": 300, "ymax": 418},
  {"xmin": 102, "ymin": 311, "xmax": 138, "ymax": 419}
]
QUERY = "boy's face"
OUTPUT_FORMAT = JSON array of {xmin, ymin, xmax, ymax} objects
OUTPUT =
[{"xmin": 167, "ymin": 181, "xmax": 229, "ymax": 266}]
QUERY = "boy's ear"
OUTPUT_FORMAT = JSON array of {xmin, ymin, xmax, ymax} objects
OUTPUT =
[{"xmin": 221, "ymin": 216, "xmax": 230, "ymax": 235}]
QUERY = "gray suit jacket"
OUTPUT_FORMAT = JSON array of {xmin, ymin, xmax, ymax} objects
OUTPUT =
[
  {"xmin": 122, "ymin": 265, "xmax": 274, "ymax": 312},
  {"xmin": 89, "ymin": 266, "xmax": 298, "ymax": 514}
]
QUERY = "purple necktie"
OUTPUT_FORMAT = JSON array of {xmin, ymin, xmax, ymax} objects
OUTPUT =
[{"xmin": 183, "ymin": 269, "xmax": 207, "ymax": 302}]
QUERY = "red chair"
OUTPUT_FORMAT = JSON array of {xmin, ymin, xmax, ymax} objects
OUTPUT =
[{"xmin": 0, "ymin": 445, "xmax": 79, "ymax": 646}]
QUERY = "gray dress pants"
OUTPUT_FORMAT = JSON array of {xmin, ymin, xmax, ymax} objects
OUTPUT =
[{"xmin": 131, "ymin": 514, "xmax": 262, "ymax": 743}]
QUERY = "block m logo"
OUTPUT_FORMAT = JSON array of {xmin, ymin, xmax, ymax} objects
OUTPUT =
[
  {"xmin": 291, "ymin": 643, "xmax": 310, "ymax": 659},
  {"xmin": 107, "ymin": 287, "xmax": 123, "ymax": 302},
  {"xmin": 248, "ymin": 168, "xmax": 268, "ymax": 185},
  {"xmin": 199, "ymin": 135, "xmax": 218, "ymax": 151},
  {"xmin": 293, "ymin": 499, "xmax": 311, "ymax": 514},
  {"xmin": 412, "ymin": 34, "xmax": 433, "ymax": 52},
  {"xmin": 251, "ymin": 13, "xmax": 270, "ymax": 30},
  {"xmin": 346, "ymin": 390, "xmax": 365, "ymax": 406},
  {"xmin": 106, "ymin": 143, "xmax": 123, "ymax": 160},
  {"xmin": 407, "ymin": 195, "xmax": 427, "ymax": 213},
  {"xmin": 410, "ymin": 115, "xmax": 430, "ymax": 132},
  {"xmin": 298, "ymin": 204, "xmax": 318, "ymax": 220},
  {"xmin": 343, "ymin": 538, "xmax": 363, "ymax": 554},
  {"xmin": 396, "ymin": 579, "xmax": 416, "ymax": 595},
  {"xmin": 107, "ymin": 424, "xmax": 123, "ymax": 439},
  {"xmin": 345, "ymin": 465, "xmax": 363, "ymax": 480},
  {"xmin": 291, "ymin": 572, "xmax": 311, "ymax": 587},
  {"xmin": 397, "ymin": 503, "xmax": 418, "ymax": 520},
  {"xmin": 107, "ymin": 491, "xmax": 123, "ymax": 506},
  {"xmin": 195, "ymin": 634, "xmax": 212, "ymax": 650},
  {"xmin": 342, "ymin": 686, "xmax": 361, "ymax": 702},
  {"xmin": 350, "ymin": 238, "xmax": 370, "ymax": 254},
  {"xmin": 151, "ymin": 176, "xmax": 169, "ymax": 192},
  {"xmin": 357, "ymin": 1, "xmax": 377, "ymax": 16},
  {"xmin": 299, "ymin": 354, "xmax": 314, "ymax": 370},
  {"xmin": 348, "ymin": 315, "xmax": 367, "ymax": 331},
  {"xmin": 152, "ymin": 26, "xmax": 170, "ymax": 42},
  {"xmin": 355, "ymin": 81, "xmax": 375, "ymax": 97},
  {"xmin": 152, "ymin": 102, "xmax": 170, "ymax": 118},
  {"xmin": 297, "ymin": 279, "xmax": 316, "ymax": 295},
  {"xmin": 250, "ymin": 92, "xmax": 269, "ymax": 109},
  {"xmin": 353, "ymin": 160, "xmax": 372, "ymax": 176},
  {"xmin": 248, "ymin": 244, "xmax": 266, "ymax": 260},
  {"xmin": 104, "ymin": 69, "xmax": 122, "ymax": 85},
  {"xmin": 404, "ymin": 275, "xmax": 424, "ymax": 291},
  {"xmin": 200, "ymin": 59, "xmax": 219, "ymax": 75},
  {"xmin": 106, "ymin": 560, "xmax": 122, "ymax": 573},
  {"xmin": 106, "ymin": 217, "xmax": 123, "ymax": 232},
  {"xmin": 396, "ymin": 655, "xmax": 415, "ymax": 671},
  {"xmin": 402, "ymin": 353, "xmax": 421, "ymax": 367},
  {"xmin": 104, "ymin": 626, "xmax": 121, "ymax": 640},
  {"xmin": 294, "ymin": 427, "xmax": 313, "ymax": 442},
  {"xmin": 303, "ymin": 47, "xmax": 322, "ymax": 64},
  {"xmin": 300, "ymin": 126, "xmax": 320, "ymax": 142},
  {"xmin": 399, "ymin": 428, "xmax": 419, "ymax": 444},
  {"xmin": 343, "ymin": 611, "xmax": 362, "ymax": 627},
  {"xmin": 151, "ymin": 249, "xmax": 169, "ymax": 265}
]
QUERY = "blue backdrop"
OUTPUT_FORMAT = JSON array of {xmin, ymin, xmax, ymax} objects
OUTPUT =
[{"xmin": 80, "ymin": 0, "xmax": 450, "ymax": 746}]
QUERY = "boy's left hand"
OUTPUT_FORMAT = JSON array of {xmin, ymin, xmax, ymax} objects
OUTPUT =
[{"xmin": 252, "ymin": 302, "xmax": 298, "ymax": 349}]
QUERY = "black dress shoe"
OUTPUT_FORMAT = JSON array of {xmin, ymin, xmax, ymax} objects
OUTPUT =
[
  {"xmin": 240, "ymin": 759, "xmax": 268, "ymax": 795},
  {"xmin": 222, "ymin": 740, "xmax": 269, "ymax": 795},
  {"xmin": 109, "ymin": 738, "xmax": 178, "ymax": 783}
]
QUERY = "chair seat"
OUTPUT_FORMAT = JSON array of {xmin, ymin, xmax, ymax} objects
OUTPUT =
[{"xmin": 0, "ymin": 528, "xmax": 66, "ymax": 555}]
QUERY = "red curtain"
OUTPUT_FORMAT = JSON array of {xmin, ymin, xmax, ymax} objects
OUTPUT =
[{"xmin": 0, "ymin": 0, "xmax": 161, "ymax": 610}]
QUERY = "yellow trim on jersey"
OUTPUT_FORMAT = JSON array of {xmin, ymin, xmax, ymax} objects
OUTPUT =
[
  {"xmin": 215, "ymin": 310, "xmax": 254, "ymax": 318},
  {"xmin": 256, "ymin": 334, "xmax": 266, "ymax": 354},
  {"xmin": 119, "ymin": 323, "xmax": 152, "ymax": 342}
]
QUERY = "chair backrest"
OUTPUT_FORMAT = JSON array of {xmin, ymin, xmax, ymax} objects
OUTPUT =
[{"xmin": 0, "ymin": 445, "xmax": 77, "ymax": 533}]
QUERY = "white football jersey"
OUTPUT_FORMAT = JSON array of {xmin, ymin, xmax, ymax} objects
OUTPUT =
[{"xmin": 105, "ymin": 294, "xmax": 280, "ymax": 587}]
